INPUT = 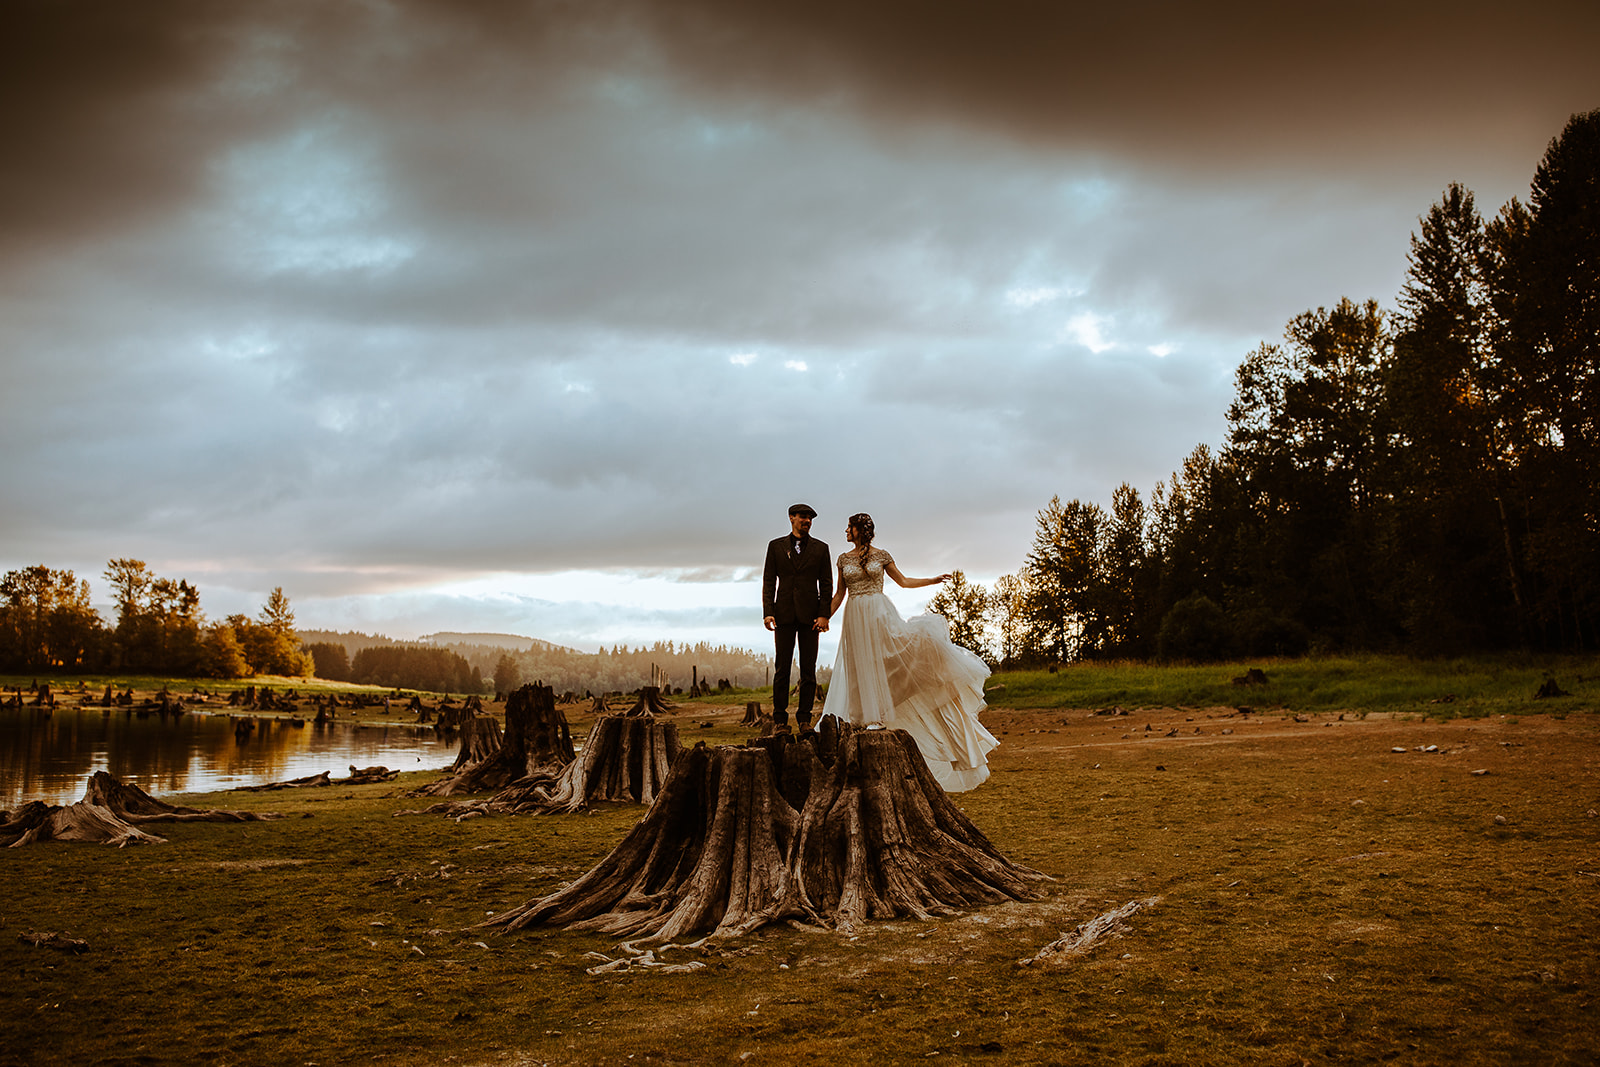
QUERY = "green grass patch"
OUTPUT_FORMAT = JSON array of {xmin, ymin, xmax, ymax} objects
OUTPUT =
[{"xmin": 982, "ymin": 653, "xmax": 1600, "ymax": 718}]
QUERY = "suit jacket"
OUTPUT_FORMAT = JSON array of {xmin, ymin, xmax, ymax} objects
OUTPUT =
[{"xmin": 763, "ymin": 535, "xmax": 833, "ymax": 625}]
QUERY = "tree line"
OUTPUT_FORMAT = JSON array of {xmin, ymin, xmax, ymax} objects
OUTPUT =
[
  {"xmin": 1, "ymin": 560, "xmax": 776, "ymax": 694},
  {"xmin": 485, "ymin": 639, "xmax": 773, "ymax": 697},
  {"xmin": 299, "ymin": 631, "xmax": 771, "ymax": 695},
  {"xmin": 0, "ymin": 559, "xmax": 310, "ymax": 677},
  {"xmin": 930, "ymin": 110, "xmax": 1599, "ymax": 664}
]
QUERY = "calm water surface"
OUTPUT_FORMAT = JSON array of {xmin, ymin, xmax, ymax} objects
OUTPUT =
[{"xmin": 1, "ymin": 705, "xmax": 459, "ymax": 808}]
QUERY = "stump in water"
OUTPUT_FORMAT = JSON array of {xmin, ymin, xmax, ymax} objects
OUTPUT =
[
  {"xmin": 1, "ymin": 772, "xmax": 283, "ymax": 847},
  {"xmin": 413, "ymin": 684, "xmax": 573, "ymax": 796},
  {"xmin": 624, "ymin": 685, "xmax": 673, "ymax": 716},
  {"xmin": 480, "ymin": 722, "xmax": 1048, "ymax": 940}
]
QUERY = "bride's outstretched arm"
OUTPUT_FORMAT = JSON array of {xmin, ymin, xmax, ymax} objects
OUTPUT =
[
  {"xmin": 886, "ymin": 559, "xmax": 951, "ymax": 590},
  {"xmin": 829, "ymin": 559, "xmax": 847, "ymax": 616}
]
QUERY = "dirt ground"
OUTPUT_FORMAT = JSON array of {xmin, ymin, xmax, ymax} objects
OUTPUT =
[{"xmin": 4, "ymin": 694, "xmax": 1598, "ymax": 1066}]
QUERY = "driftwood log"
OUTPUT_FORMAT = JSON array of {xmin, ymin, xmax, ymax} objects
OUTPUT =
[
  {"xmin": 412, "ymin": 684, "xmax": 573, "ymax": 797},
  {"xmin": 479, "ymin": 721, "xmax": 1048, "ymax": 940},
  {"xmin": 1, "ymin": 772, "xmax": 282, "ymax": 847},
  {"xmin": 234, "ymin": 770, "xmax": 333, "ymax": 792},
  {"xmin": 342, "ymin": 765, "xmax": 400, "ymax": 785}
]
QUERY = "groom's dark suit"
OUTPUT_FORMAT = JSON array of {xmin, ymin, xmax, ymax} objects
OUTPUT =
[{"xmin": 762, "ymin": 533, "xmax": 832, "ymax": 727}]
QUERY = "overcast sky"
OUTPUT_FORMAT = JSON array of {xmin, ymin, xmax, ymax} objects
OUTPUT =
[{"xmin": 2, "ymin": 1, "xmax": 1595, "ymax": 656}]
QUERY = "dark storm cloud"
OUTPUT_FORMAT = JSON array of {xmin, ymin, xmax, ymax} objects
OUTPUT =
[
  {"xmin": 1, "ymin": 0, "xmax": 1593, "ymax": 644},
  {"xmin": 625, "ymin": 0, "xmax": 1597, "ymax": 178}
]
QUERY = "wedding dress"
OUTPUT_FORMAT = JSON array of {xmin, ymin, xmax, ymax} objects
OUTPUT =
[{"xmin": 822, "ymin": 546, "xmax": 997, "ymax": 791}]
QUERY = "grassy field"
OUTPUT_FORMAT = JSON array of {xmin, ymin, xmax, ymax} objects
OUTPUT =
[
  {"xmin": 977, "ymin": 653, "xmax": 1600, "ymax": 719},
  {"xmin": 3, "ymin": 661, "xmax": 1598, "ymax": 1065}
]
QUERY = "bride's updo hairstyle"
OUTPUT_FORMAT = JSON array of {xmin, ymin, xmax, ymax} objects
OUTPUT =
[{"xmin": 848, "ymin": 512, "xmax": 875, "ymax": 555}]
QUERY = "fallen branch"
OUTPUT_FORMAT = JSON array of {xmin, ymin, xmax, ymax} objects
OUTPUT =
[
  {"xmin": 19, "ymin": 931, "xmax": 89, "ymax": 953},
  {"xmin": 1016, "ymin": 897, "xmax": 1162, "ymax": 966}
]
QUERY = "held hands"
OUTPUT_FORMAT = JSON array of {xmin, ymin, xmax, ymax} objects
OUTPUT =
[{"xmin": 765, "ymin": 615, "xmax": 829, "ymax": 632}]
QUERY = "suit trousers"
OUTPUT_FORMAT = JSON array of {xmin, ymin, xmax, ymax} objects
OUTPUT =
[{"xmin": 771, "ymin": 621, "xmax": 820, "ymax": 725}]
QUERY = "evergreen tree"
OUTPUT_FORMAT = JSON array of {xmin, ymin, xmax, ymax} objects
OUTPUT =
[{"xmin": 1486, "ymin": 109, "xmax": 1600, "ymax": 648}]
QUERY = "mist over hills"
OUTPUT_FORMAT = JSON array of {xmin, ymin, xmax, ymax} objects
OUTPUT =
[
  {"xmin": 297, "ymin": 628, "xmax": 774, "ymax": 695},
  {"xmin": 418, "ymin": 632, "xmax": 582, "ymax": 654}
]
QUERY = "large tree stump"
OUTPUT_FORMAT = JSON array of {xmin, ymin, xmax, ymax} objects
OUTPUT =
[
  {"xmin": 413, "ymin": 684, "xmax": 573, "ymax": 796},
  {"xmin": 479, "ymin": 722, "xmax": 1047, "ymax": 940}
]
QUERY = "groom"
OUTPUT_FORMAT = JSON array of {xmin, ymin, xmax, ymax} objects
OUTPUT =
[{"xmin": 762, "ymin": 503, "xmax": 832, "ymax": 732}]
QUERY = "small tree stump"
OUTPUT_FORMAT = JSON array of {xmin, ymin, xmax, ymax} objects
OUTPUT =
[
  {"xmin": 528, "ymin": 715, "xmax": 681, "ymax": 813},
  {"xmin": 740, "ymin": 701, "xmax": 769, "ymax": 728},
  {"xmin": 435, "ymin": 695, "xmax": 482, "ymax": 734},
  {"xmin": 413, "ymin": 684, "xmax": 572, "ymax": 796},
  {"xmin": 624, "ymin": 685, "xmax": 674, "ymax": 716},
  {"xmin": 480, "ymin": 722, "xmax": 1047, "ymax": 940}
]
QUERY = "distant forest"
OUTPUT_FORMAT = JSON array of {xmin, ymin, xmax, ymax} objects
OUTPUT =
[
  {"xmin": 0, "ymin": 568, "xmax": 774, "ymax": 693},
  {"xmin": 299, "ymin": 630, "xmax": 774, "ymax": 696},
  {"xmin": 928, "ymin": 110, "xmax": 1600, "ymax": 664}
]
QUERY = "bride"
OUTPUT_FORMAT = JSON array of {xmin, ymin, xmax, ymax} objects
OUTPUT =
[{"xmin": 820, "ymin": 512, "xmax": 998, "ymax": 791}]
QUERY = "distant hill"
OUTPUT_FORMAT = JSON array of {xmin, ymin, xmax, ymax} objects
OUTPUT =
[{"xmin": 420, "ymin": 632, "xmax": 582, "ymax": 654}]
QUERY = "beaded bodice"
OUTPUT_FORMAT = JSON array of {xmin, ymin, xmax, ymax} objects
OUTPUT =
[{"xmin": 839, "ymin": 546, "xmax": 892, "ymax": 596}]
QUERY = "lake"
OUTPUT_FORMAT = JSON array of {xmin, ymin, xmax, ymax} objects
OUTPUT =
[{"xmin": 0, "ymin": 705, "xmax": 459, "ymax": 808}]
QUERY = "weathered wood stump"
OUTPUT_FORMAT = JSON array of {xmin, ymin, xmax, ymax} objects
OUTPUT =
[
  {"xmin": 1, "ymin": 772, "xmax": 283, "ymax": 847},
  {"xmin": 341, "ymin": 765, "xmax": 400, "ymax": 785},
  {"xmin": 624, "ymin": 685, "xmax": 673, "ymax": 716},
  {"xmin": 413, "ymin": 684, "xmax": 573, "ymax": 796},
  {"xmin": 453, "ymin": 714, "xmax": 506, "ymax": 769},
  {"xmin": 235, "ymin": 770, "xmax": 332, "ymax": 792},
  {"xmin": 740, "ymin": 701, "xmax": 769, "ymax": 728},
  {"xmin": 530, "ymin": 714, "xmax": 680, "ymax": 813},
  {"xmin": 434, "ymin": 695, "xmax": 481, "ymax": 734},
  {"xmin": 479, "ymin": 722, "xmax": 1048, "ymax": 940}
]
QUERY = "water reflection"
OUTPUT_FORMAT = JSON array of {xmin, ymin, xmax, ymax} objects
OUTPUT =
[{"xmin": 1, "ymin": 706, "xmax": 458, "ymax": 808}]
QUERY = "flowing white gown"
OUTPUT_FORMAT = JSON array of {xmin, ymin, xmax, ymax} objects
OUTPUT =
[{"xmin": 822, "ymin": 547, "xmax": 998, "ymax": 791}]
